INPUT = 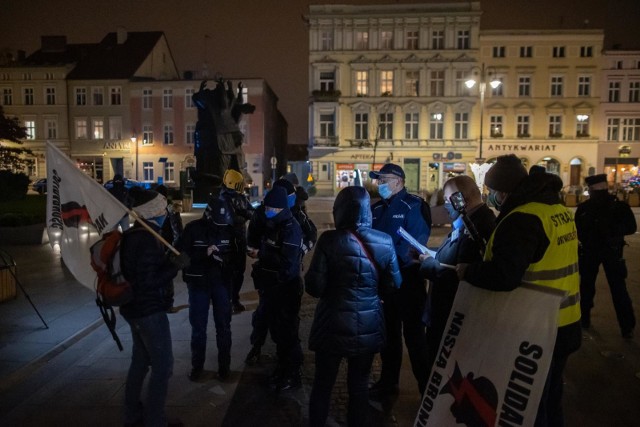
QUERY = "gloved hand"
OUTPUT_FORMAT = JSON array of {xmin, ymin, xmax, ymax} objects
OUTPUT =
[{"xmin": 170, "ymin": 252, "xmax": 191, "ymax": 269}]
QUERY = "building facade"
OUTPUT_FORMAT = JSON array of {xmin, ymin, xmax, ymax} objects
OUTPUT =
[
  {"xmin": 307, "ymin": 3, "xmax": 638, "ymax": 196},
  {"xmin": 0, "ymin": 31, "xmax": 286, "ymax": 196}
]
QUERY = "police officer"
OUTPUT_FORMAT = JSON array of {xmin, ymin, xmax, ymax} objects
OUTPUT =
[
  {"xmin": 457, "ymin": 154, "xmax": 581, "ymax": 426},
  {"xmin": 176, "ymin": 196, "xmax": 236, "ymax": 381},
  {"xmin": 576, "ymin": 174, "xmax": 637, "ymax": 338},
  {"xmin": 368, "ymin": 163, "xmax": 431, "ymax": 396},
  {"xmin": 219, "ymin": 169, "xmax": 255, "ymax": 313},
  {"xmin": 247, "ymin": 186, "xmax": 304, "ymax": 390}
]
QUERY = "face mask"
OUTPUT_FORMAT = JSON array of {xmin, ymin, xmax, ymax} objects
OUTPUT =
[
  {"xmin": 265, "ymin": 209, "xmax": 279, "ymax": 219},
  {"xmin": 444, "ymin": 202, "xmax": 461, "ymax": 221},
  {"xmin": 287, "ymin": 193, "xmax": 296, "ymax": 208},
  {"xmin": 452, "ymin": 216, "xmax": 465, "ymax": 230},
  {"xmin": 487, "ymin": 191, "xmax": 504, "ymax": 211},
  {"xmin": 378, "ymin": 183, "xmax": 393, "ymax": 200},
  {"xmin": 149, "ymin": 214, "xmax": 167, "ymax": 227}
]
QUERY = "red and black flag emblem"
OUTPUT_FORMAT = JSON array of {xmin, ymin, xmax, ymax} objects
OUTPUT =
[
  {"xmin": 440, "ymin": 362, "xmax": 498, "ymax": 427},
  {"xmin": 61, "ymin": 201, "xmax": 91, "ymax": 228}
]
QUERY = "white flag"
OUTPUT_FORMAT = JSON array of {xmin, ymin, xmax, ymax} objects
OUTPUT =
[
  {"xmin": 46, "ymin": 142, "xmax": 129, "ymax": 289},
  {"xmin": 415, "ymin": 282, "xmax": 563, "ymax": 427}
]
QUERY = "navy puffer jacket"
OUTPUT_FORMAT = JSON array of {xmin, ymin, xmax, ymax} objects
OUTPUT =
[{"xmin": 305, "ymin": 186, "xmax": 402, "ymax": 356}]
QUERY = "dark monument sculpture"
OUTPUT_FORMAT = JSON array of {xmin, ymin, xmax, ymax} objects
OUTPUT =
[{"xmin": 192, "ymin": 77, "xmax": 255, "ymax": 202}]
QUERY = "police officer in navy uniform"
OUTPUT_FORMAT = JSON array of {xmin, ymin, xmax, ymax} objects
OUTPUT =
[
  {"xmin": 368, "ymin": 163, "xmax": 431, "ymax": 396},
  {"xmin": 576, "ymin": 173, "xmax": 637, "ymax": 338}
]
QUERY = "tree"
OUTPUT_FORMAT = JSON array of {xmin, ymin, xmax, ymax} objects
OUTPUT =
[{"xmin": 0, "ymin": 105, "xmax": 33, "ymax": 171}]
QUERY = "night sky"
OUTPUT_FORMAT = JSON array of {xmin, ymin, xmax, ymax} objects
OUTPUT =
[{"xmin": 3, "ymin": 0, "xmax": 640, "ymax": 147}]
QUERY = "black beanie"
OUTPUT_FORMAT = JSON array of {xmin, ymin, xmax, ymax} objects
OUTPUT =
[
  {"xmin": 273, "ymin": 178, "xmax": 295, "ymax": 195},
  {"xmin": 264, "ymin": 186, "xmax": 288, "ymax": 209},
  {"xmin": 485, "ymin": 155, "xmax": 528, "ymax": 193}
]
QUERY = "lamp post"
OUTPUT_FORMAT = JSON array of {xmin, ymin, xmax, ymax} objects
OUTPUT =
[
  {"xmin": 130, "ymin": 134, "xmax": 138, "ymax": 180},
  {"xmin": 465, "ymin": 63, "xmax": 501, "ymax": 163},
  {"xmin": 270, "ymin": 155, "xmax": 277, "ymax": 185}
]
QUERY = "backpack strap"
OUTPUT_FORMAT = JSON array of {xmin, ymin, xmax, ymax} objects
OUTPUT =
[
  {"xmin": 349, "ymin": 230, "xmax": 380, "ymax": 280},
  {"xmin": 95, "ymin": 295, "xmax": 124, "ymax": 351}
]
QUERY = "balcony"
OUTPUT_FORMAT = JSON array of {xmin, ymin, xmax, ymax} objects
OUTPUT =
[
  {"xmin": 311, "ymin": 90, "xmax": 341, "ymax": 102},
  {"xmin": 313, "ymin": 136, "xmax": 339, "ymax": 147}
]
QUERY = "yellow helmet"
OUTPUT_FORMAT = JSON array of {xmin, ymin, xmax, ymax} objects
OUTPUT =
[{"xmin": 223, "ymin": 169, "xmax": 244, "ymax": 192}]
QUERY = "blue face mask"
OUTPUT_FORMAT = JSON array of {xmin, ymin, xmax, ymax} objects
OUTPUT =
[
  {"xmin": 444, "ymin": 202, "xmax": 461, "ymax": 221},
  {"xmin": 287, "ymin": 193, "xmax": 296, "ymax": 208},
  {"xmin": 265, "ymin": 209, "xmax": 279, "ymax": 219},
  {"xmin": 149, "ymin": 214, "xmax": 167, "ymax": 227},
  {"xmin": 378, "ymin": 183, "xmax": 393, "ymax": 200}
]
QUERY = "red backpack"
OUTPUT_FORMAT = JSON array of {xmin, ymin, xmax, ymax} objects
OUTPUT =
[{"xmin": 90, "ymin": 230, "xmax": 132, "ymax": 307}]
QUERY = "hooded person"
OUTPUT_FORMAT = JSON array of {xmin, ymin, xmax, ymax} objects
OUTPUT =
[
  {"xmin": 457, "ymin": 154, "xmax": 581, "ymax": 426},
  {"xmin": 108, "ymin": 174, "xmax": 131, "ymax": 230},
  {"xmin": 119, "ymin": 188, "xmax": 184, "ymax": 426},
  {"xmin": 306, "ymin": 186, "xmax": 402, "ymax": 426}
]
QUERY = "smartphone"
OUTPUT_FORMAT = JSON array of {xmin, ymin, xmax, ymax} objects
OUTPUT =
[{"xmin": 449, "ymin": 191, "xmax": 466, "ymax": 213}]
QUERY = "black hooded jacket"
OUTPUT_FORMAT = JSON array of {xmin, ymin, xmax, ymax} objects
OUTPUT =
[
  {"xmin": 120, "ymin": 221, "xmax": 179, "ymax": 319},
  {"xmin": 305, "ymin": 186, "xmax": 402, "ymax": 356}
]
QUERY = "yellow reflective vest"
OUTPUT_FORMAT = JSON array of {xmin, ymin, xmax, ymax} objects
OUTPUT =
[{"xmin": 484, "ymin": 202, "xmax": 581, "ymax": 327}]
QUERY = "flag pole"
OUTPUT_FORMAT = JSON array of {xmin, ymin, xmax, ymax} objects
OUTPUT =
[{"xmin": 126, "ymin": 208, "xmax": 180, "ymax": 256}]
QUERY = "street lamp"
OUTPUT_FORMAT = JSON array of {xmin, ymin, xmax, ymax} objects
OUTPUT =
[
  {"xmin": 465, "ymin": 63, "xmax": 502, "ymax": 163},
  {"xmin": 130, "ymin": 134, "xmax": 138, "ymax": 180},
  {"xmin": 270, "ymin": 154, "xmax": 277, "ymax": 185}
]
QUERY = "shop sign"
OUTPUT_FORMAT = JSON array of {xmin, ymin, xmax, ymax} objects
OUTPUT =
[
  {"xmin": 350, "ymin": 154, "xmax": 374, "ymax": 160},
  {"xmin": 103, "ymin": 141, "xmax": 131, "ymax": 150},
  {"xmin": 486, "ymin": 144, "xmax": 557, "ymax": 152},
  {"xmin": 432, "ymin": 152, "xmax": 462, "ymax": 160}
]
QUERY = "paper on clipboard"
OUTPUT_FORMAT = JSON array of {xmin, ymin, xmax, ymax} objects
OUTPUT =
[{"xmin": 397, "ymin": 227, "xmax": 436, "ymax": 257}]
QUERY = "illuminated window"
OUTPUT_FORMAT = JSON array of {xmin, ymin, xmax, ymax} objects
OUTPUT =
[{"xmin": 380, "ymin": 71, "xmax": 394, "ymax": 95}]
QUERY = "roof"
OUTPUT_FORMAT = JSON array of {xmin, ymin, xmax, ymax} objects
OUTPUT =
[
  {"xmin": 19, "ymin": 32, "xmax": 166, "ymax": 79},
  {"xmin": 66, "ymin": 32, "xmax": 164, "ymax": 79}
]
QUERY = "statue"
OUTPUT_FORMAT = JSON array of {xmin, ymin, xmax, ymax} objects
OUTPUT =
[{"xmin": 192, "ymin": 77, "xmax": 255, "ymax": 201}]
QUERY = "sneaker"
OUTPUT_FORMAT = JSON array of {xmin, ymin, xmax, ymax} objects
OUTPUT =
[
  {"xmin": 188, "ymin": 367, "xmax": 203, "ymax": 382},
  {"xmin": 232, "ymin": 302, "xmax": 246, "ymax": 314},
  {"xmin": 245, "ymin": 346, "xmax": 261, "ymax": 364},
  {"xmin": 278, "ymin": 373, "xmax": 301, "ymax": 391}
]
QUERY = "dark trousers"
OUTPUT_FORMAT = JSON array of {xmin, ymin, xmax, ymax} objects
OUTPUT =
[
  {"xmin": 579, "ymin": 247, "xmax": 636, "ymax": 332},
  {"xmin": 187, "ymin": 282, "xmax": 232, "ymax": 371},
  {"xmin": 268, "ymin": 282, "xmax": 303, "ymax": 376},
  {"xmin": 250, "ymin": 289, "xmax": 269, "ymax": 347},
  {"xmin": 309, "ymin": 352, "xmax": 375, "ymax": 427},
  {"xmin": 231, "ymin": 249, "xmax": 247, "ymax": 304},
  {"xmin": 379, "ymin": 272, "xmax": 428, "ymax": 393}
]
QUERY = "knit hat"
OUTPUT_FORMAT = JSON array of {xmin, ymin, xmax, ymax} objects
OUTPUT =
[
  {"xmin": 485, "ymin": 155, "xmax": 528, "ymax": 193},
  {"xmin": 282, "ymin": 172, "xmax": 300, "ymax": 186},
  {"xmin": 264, "ymin": 186, "xmax": 288, "ymax": 209},
  {"xmin": 130, "ymin": 188, "xmax": 167, "ymax": 219},
  {"xmin": 273, "ymin": 178, "xmax": 295, "ymax": 196},
  {"xmin": 585, "ymin": 174, "xmax": 607, "ymax": 186}
]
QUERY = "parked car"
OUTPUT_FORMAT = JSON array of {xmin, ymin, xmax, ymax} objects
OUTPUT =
[
  {"xmin": 31, "ymin": 178, "xmax": 47, "ymax": 194},
  {"xmin": 103, "ymin": 178, "xmax": 146, "ymax": 190}
]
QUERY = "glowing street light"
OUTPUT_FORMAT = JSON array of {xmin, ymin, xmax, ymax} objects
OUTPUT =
[{"xmin": 465, "ymin": 63, "xmax": 502, "ymax": 163}]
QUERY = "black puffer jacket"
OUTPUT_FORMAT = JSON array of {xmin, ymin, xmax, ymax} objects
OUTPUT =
[
  {"xmin": 119, "ymin": 221, "xmax": 179, "ymax": 319},
  {"xmin": 305, "ymin": 186, "xmax": 402, "ymax": 356}
]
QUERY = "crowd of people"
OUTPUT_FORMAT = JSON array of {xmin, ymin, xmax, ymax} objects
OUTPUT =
[{"xmin": 113, "ymin": 158, "xmax": 636, "ymax": 427}]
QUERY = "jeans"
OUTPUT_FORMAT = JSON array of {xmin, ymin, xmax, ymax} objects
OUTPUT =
[
  {"xmin": 309, "ymin": 352, "xmax": 375, "ymax": 427},
  {"xmin": 188, "ymin": 281, "xmax": 232, "ymax": 371},
  {"xmin": 123, "ymin": 311, "xmax": 173, "ymax": 427}
]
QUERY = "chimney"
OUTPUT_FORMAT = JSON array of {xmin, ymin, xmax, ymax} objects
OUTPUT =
[{"xmin": 116, "ymin": 27, "xmax": 128, "ymax": 45}]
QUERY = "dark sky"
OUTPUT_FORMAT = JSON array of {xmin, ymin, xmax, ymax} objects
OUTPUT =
[{"xmin": 3, "ymin": 0, "xmax": 640, "ymax": 147}]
